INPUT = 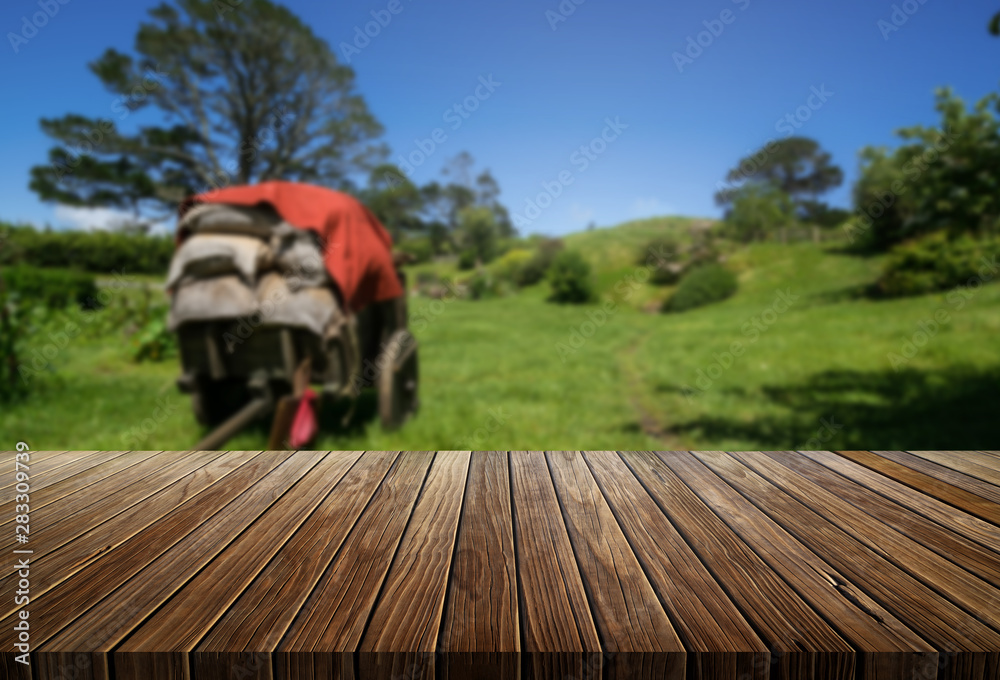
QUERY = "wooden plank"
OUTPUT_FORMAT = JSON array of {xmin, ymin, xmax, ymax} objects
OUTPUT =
[
  {"xmin": 546, "ymin": 451, "xmax": 685, "ymax": 680},
  {"xmin": 695, "ymin": 451, "xmax": 1000, "ymax": 653},
  {"xmin": 802, "ymin": 451, "xmax": 1000, "ymax": 556},
  {"xmin": 653, "ymin": 452, "xmax": 934, "ymax": 679},
  {"xmin": 0, "ymin": 451, "xmax": 291, "ymax": 655},
  {"xmin": 51, "ymin": 452, "xmax": 320, "ymax": 655},
  {"xmin": 0, "ymin": 451, "xmax": 121, "ymax": 503},
  {"xmin": 764, "ymin": 451, "xmax": 1000, "ymax": 588},
  {"xmin": 875, "ymin": 450, "xmax": 1000, "ymax": 505},
  {"xmin": 273, "ymin": 652, "xmax": 353, "ymax": 680},
  {"xmin": 622, "ymin": 451, "xmax": 856, "ymax": 680},
  {"xmin": 439, "ymin": 452, "xmax": 519, "ymax": 680},
  {"xmin": 197, "ymin": 452, "xmax": 399, "ymax": 658},
  {"xmin": 358, "ymin": 451, "xmax": 470, "ymax": 680},
  {"xmin": 584, "ymin": 451, "xmax": 768, "ymax": 680},
  {"xmin": 835, "ymin": 451, "xmax": 1000, "ymax": 524},
  {"xmin": 0, "ymin": 449, "xmax": 204, "ymax": 556},
  {"xmin": 0, "ymin": 449, "xmax": 235, "ymax": 616},
  {"xmin": 509, "ymin": 450, "xmax": 601, "ymax": 679},
  {"xmin": 276, "ymin": 451, "xmax": 434, "ymax": 655},
  {"xmin": 907, "ymin": 451, "xmax": 1000, "ymax": 489},
  {"xmin": 115, "ymin": 451, "xmax": 364, "ymax": 679},
  {"xmin": 0, "ymin": 450, "xmax": 80, "ymax": 494},
  {"xmin": 734, "ymin": 452, "xmax": 1000, "ymax": 631}
]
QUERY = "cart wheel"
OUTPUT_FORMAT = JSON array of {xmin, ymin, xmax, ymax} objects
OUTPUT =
[{"xmin": 378, "ymin": 330, "xmax": 419, "ymax": 430}]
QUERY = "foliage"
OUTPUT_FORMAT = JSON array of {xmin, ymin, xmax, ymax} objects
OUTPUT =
[
  {"xmin": 455, "ymin": 206, "xmax": 500, "ymax": 266},
  {"xmin": 850, "ymin": 88, "xmax": 1000, "ymax": 251},
  {"xmin": 723, "ymin": 183, "xmax": 797, "ymax": 242},
  {"xmin": 29, "ymin": 0, "xmax": 385, "ymax": 216},
  {"xmin": 492, "ymin": 248, "xmax": 535, "ymax": 286},
  {"xmin": 664, "ymin": 263, "xmax": 738, "ymax": 312},
  {"xmin": 547, "ymin": 250, "xmax": 595, "ymax": 304},
  {"xmin": 0, "ymin": 282, "xmax": 29, "ymax": 403},
  {"xmin": 0, "ymin": 266, "xmax": 100, "ymax": 309},
  {"xmin": 0, "ymin": 223, "xmax": 174, "ymax": 274},
  {"xmin": 638, "ymin": 237, "xmax": 683, "ymax": 284},
  {"xmin": 395, "ymin": 236, "xmax": 433, "ymax": 265},
  {"xmin": 797, "ymin": 200, "xmax": 851, "ymax": 229},
  {"xmin": 876, "ymin": 231, "xmax": 1000, "ymax": 297},
  {"xmin": 457, "ymin": 249, "xmax": 478, "ymax": 271},
  {"xmin": 361, "ymin": 165, "xmax": 426, "ymax": 239},
  {"xmin": 715, "ymin": 137, "xmax": 843, "ymax": 210},
  {"xmin": 131, "ymin": 302, "xmax": 177, "ymax": 362},
  {"xmin": 519, "ymin": 238, "xmax": 564, "ymax": 287}
]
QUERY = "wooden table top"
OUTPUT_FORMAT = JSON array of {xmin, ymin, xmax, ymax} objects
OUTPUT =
[{"xmin": 1, "ymin": 450, "xmax": 999, "ymax": 680}]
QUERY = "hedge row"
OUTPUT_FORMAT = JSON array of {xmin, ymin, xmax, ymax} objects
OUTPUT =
[
  {"xmin": 0, "ymin": 266, "xmax": 100, "ymax": 309},
  {"xmin": 0, "ymin": 223, "xmax": 174, "ymax": 274}
]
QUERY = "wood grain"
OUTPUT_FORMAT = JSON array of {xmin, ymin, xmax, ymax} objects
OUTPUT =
[
  {"xmin": 439, "ymin": 452, "xmax": 518, "ymax": 655},
  {"xmin": 277, "ymin": 451, "xmax": 433, "ymax": 653},
  {"xmin": 835, "ymin": 450, "xmax": 1000, "ymax": 524},
  {"xmin": 584, "ymin": 451, "xmax": 768, "ymax": 680},
  {"xmin": 198, "ymin": 451, "xmax": 399, "ymax": 655},
  {"xmin": 623, "ymin": 451, "xmax": 856, "ymax": 680},
  {"xmin": 801, "ymin": 450, "xmax": 1000, "ymax": 556},
  {"xmin": 509, "ymin": 450, "xmax": 601, "ymax": 679},
  {"xmin": 696, "ymin": 451, "xmax": 1000, "ymax": 652},
  {"xmin": 115, "ymin": 451, "xmax": 363, "ymax": 678},
  {"xmin": 358, "ymin": 451, "xmax": 471, "ymax": 679},
  {"xmin": 546, "ymin": 450, "xmax": 685, "ymax": 680},
  {"xmin": 765, "ymin": 451, "xmax": 1000, "ymax": 588},
  {"xmin": 874, "ymin": 450, "xmax": 1000, "ymax": 504},
  {"xmin": 906, "ymin": 451, "xmax": 1000, "ymax": 489}
]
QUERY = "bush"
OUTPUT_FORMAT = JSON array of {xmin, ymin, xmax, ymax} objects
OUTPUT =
[
  {"xmin": 639, "ymin": 237, "xmax": 684, "ymax": 285},
  {"xmin": 724, "ymin": 183, "xmax": 797, "ymax": 243},
  {"xmin": 132, "ymin": 303, "xmax": 176, "ymax": 362},
  {"xmin": 518, "ymin": 238, "xmax": 564, "ymax": 287},
  {"xmin": 457, "ymin": 249, "xmax": 478, "ymax": 271},
  {"xmin": 395, "ymin": 236, "xmax": 433, "ymax": 265},
  {"xmin": 664, "ymin": 263, "xmax": 738, "ymax": 312},
  {"xmin": 548, "ymin": 250, "xmax": 595, "ymax": 304},
  {"xmin": 0, "ymin": 266, "xmax": 100, "ymax": 309},
  {"xmin": 492, "ymin": 248, "xmax": 534, "ymax": 285},
  {"xmin": 876, "ymin": 231, "xmax": 1000, "ymax": 297},
  {"xmin": 0, "ymin": 223, "xmax": 174, "ymax": 274},
  {"xmin": 0, "ymin": 285, "xmax": 29, "ymax": 403}
]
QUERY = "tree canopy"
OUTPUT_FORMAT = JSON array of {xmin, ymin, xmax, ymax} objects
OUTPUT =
[
  {"xmin": 715, "ymin": 136, "xmax": 843, "ymax": 213},
  {"xmin": 30, "ymin": 0, "xmax": 385, "ymax": 218}
]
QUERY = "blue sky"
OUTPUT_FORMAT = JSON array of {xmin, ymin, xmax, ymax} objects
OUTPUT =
[{"xmin": 1, "ymin": 0, "xmax": 998, "ymax": 236}]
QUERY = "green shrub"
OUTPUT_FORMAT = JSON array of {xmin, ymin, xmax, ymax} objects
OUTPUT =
[
  {"xmin": 396, "ymin": 236, "xmax": 433, "ymax": 264},
  {"xmin": 458, "ymin": 249, "xmax": 478, "ymax": 271},
  {"xmin": 0, "ymin": 223, "xmax": 174, "ymax": 274},
  {"xmin": 0, "ymin": 266, "xmax": 99, "ymax": 309},
  {"xmin": 664, "ymin": 263, "xmax": 738, "ymax": 312},
  {"xmin": 518, "ymin": 238, "xmax": 564, "ymax": 287},
  {"xmin": 548, "ymin": 250, "xmax": 595, "ymax": 304},
  {"xmin": 132, "ymin": 303, "xmax": 176, "ymax": 362},
  {"xmin": 0, "ymin": 284, "xmax": 29, "ymax": 403},
  {"xmin": 639, "ymin": 237, "xmax": 683, "ymax": 285},
  {"xmin": 876, "ymin": 231, "xmax": 1000, "ymax": 297},
  {"xmin": 492, "ymin": 248, "xmax": 534, "ymax": 285}
]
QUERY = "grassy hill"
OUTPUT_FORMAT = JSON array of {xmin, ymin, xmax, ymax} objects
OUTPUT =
[{"xmin": 2, "ymin": 216, "xmax": 998, "ymax": 450}]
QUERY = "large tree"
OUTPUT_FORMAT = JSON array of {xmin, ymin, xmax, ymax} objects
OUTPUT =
[
  {"xmin": 30, "ymin": 0, "xmax": 385, "ymax": 218},
  {"xmin": 715, "ymin": 136, "xmax": 843, "ymax": 219}
]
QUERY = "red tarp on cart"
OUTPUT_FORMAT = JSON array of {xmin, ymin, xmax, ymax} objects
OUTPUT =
[{"xmin": 178, "ymin": 181, "xmax": 403, "ymax": 313}]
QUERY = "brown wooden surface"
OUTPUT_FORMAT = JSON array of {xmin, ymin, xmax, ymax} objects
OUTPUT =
[{"xmin": 0, "ymin": 450, "xmax": 998, "ymax": 680}]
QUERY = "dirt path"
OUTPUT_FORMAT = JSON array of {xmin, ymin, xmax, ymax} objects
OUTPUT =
[{"xmin": 619, "ymin": 332, "xmax": 686, "ymax": 450}]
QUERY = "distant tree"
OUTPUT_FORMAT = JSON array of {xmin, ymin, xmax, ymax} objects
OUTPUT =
[
  {"xmin": 455, "ymin": 206, "xmax": 500, "ymax": 265},
  {"xmin": 716, "ymin": 137, "xmax": 843, "ymax": 212},
  {"xmin": 30, "ymin": 0, "xmax": 385, "ymax": 218},
  {"xmin": 724, "ymin": 182, "xmax": 796, "ymax": 242},
  {"xmin": 420, "ymin": 153, "xmax": 514, "ymax": 238},
  {"xmin": 360, "ymin": 164, "xmax": 424, "ymax": 239},
  {"xmin": 990, "ymin": 11, "xmax": 999, "ymax": 35},
  {"xmin": 849, "ymin": 88, "xmax": 1000, "ymax": 250}
]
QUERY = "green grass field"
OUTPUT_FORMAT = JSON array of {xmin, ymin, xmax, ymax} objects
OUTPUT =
[{"xmin": 3, "ymin": 216, "xmax": 998, "ymax": 451}]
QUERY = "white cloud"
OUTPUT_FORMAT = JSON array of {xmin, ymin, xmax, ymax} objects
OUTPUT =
[
  {"xmin": 630, "ymin": 197, "xmax": 674, "ymax": 218},
  {"xmin": 53, "ymin": 205, "xmax": 172, "ymax": 234}
]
